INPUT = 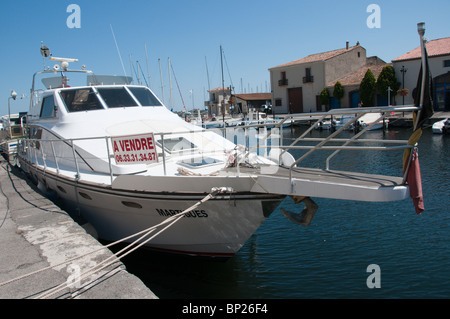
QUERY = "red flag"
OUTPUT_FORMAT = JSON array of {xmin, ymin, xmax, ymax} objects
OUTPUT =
[{"xmin": 404, "ymin": 149, "xmax": 424, "ymax": 214}]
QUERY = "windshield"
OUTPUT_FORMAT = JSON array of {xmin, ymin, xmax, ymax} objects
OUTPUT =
[
  {"xmin": 128, "ymin": 87, "xmax": 162, "ymax": 106},
  {"xmin": 96, "ymin": 87, "xmax": 138, "ymax": 108},
  {"xmin": 60, "ymin": 88, "xmax": 104, "ymax": 112},
  {"xmin": 59, "ymin": 86, "xmax": 163, "ymax": 113}
]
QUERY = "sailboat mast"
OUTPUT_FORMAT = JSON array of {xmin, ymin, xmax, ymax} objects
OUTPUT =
[
  {"xmin": 220, "ymin": 45, "xmax": 225, "ymax": 122},
  {"xmin": 158, "ymin": 58, "xmax": 165, "ymax": 104},
  {"xmin": 136, "ymin": 61, "xmax": 141, "ymax": 85},
  {"xmin": 129, "ymin": 54, "xmax": 133, "ymax": 83},
  {"xmin": 145, "ymin": 44, "xmax": 151, "ymax": 88},
  {"xmin": 168, "ymin": 58, "xmax": 173, "ymax": 111},
  {"xmin": 205, "ymin": 56, "xmax": 211, "ymax": 92}
]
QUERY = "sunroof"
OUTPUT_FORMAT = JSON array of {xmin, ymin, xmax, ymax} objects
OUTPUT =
[{"xmin": 178, "ymin": 157, "xmax": 223, "ymax": 168}]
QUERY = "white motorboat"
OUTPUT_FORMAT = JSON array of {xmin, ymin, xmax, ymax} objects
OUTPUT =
[
  {"xmin": 432, "ymin": 118, "xmax": 449, "ymax": 134},
  {"xmin": 241, "ymin": 109, "xmax": 290, "ymax": 129},
  {"xmin": 196, "ymin": 115, "xmax": 244, "ymax": 129},
  {"xmin": 317, "ymin": 111, "xmax": 388, "ymax": 131},
  {"xmin": 16, "ymin": 47, "xmax": 422, "ymax": 258},
  {"xmin": 358, "ymin": 112, "xmax": 389, "ymax": 130}
]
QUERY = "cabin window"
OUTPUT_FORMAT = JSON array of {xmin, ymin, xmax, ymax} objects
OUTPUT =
[
  {"xmin": 157, "ymin": 137, "xmax": 197, "ymax": 153},
  {"xmin": 60, "ymin": 88, "xmax": 103, "ymax": 112},
  {"xmin": 128, "ymin": 87, "xmax": 162, "ymax": 106},
  {"xmin": 40, "ymin": 96, "xmax": 56, "ymax": 118},
  {"xmin": 96, "ymin": 87, "xmax": 137, "ymax": 108}
]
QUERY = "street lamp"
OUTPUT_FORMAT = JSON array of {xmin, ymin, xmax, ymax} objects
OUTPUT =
[
  {"xmin": 8, "ymin": 90, "xmax": 18, "ymax": 138},
  {"xmin": 417, "ymin": 22, "xmax": 426, "ymax": 113},
  {"xmin": 400, "ymin": 66, "xmax": 407, "ymax": 105},
  {"xmin": 417, "ymin": 22, "xmax": 425, "ymax": 37}
]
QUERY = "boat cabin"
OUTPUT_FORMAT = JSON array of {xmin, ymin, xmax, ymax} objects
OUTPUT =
[{"xmin": 30, "ymin": 84, "xmax": 164, "ymax": 121}]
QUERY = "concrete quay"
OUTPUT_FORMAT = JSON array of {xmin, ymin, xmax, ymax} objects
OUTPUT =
[{"xmin": 0, "ymin": 157, "xmax": 158, "ymax": 299}]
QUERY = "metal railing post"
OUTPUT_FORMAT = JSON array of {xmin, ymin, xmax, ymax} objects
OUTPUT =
[
  {"xmin": 105, "ymin": 136, "xmax": 114, "ymax": 184},
  {"xmin": 160, "ymin": 134, "xmax": 167, "ymax": 176},
  {"xmin": 71, "ymin": 140, "xmax": 80, "ymax": 180},
  {"xmin": 50, "ymin": 141, "xmax": 59, "ymax": 175},
  {"xmin": 42, "ymin": 141, "xmax": 47, "ymax": 174}
]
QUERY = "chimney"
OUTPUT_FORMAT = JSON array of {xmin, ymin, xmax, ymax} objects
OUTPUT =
[{"xmin": 346, "ymin": 41, "xmax": 349, "ymax": 49}]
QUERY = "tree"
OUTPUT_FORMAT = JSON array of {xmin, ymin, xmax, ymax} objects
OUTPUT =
[
  {"xmin": 376, "ymin": 66, "xmax": 401, "ymax": 105},
  {"xmin": 319, "ymin": 88, "xmax": 330, "ymax": 111},
  {"xmin": 360, "ymin": 69, "xmax": 376, "ymax": 107},
  {"xmin": 333, "ymin": 81, "xmax": 344, "ymax": 107}
]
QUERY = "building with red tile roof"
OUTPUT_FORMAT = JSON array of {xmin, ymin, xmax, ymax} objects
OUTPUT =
[
  {"xmin": 269, "ymin": 42, "xmax": 389, "ymax": 112},
  {"xmin": 393, "ymin": 37, "xmax": 450, "ymax": 62},
  {"xmin": 392, "ymin": 37, "xmax": 450, "ymax": 110}
]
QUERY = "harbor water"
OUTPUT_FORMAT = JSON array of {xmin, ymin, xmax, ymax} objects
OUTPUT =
[{"xmin": 117, "ymin": 126, "xmax": 450, "ymax": 299}]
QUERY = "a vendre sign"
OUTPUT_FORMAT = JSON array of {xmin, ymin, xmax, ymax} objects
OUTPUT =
[{"xmin": 111, "ymin": 133, "xmax": 159, "ymax": 165}]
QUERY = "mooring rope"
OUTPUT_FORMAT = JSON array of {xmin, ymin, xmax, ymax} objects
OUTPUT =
[{"xmin": 0, "ymin": 186, "xmax": 233, "ymax": 298}]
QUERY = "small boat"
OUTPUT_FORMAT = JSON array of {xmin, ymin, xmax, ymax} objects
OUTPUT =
[
  {"xmin": 15, "ymin": 41, "xmax": 426, "ymax": 259},
  {"xmin": 432, "ymin": 118, "xmax": 449, "ymax": 134},
  {"xmin": 317, "ymin": 111, "xmax": 388, "ymax": 131},
  {"xmin": 358, "ymin": 112, "xmax": 389, "ymax": 130},
  {"xmin": 241, "ymin": 109, "xmax": 290, "ymax": 129},
  {"xmin": 0, "ymin": 112, "xmax": 27, "ymax": 164}
]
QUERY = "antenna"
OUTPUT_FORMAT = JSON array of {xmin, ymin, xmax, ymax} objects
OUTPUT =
[
  {"xmin": 110, "ymin": 25, "xmax": 128, "ymax": 80},
  {"xmin": 49, "ymin": 56, "xmax": 78, "ymax": 71}
]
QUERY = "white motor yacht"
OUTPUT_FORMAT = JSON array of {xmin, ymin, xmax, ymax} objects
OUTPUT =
[{"xmin": 16, "ymin": 48, "xmax": 422, "ymax": 258}]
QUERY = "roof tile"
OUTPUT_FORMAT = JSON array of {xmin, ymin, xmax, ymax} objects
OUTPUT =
[
  {"xmin": 233, "ymin": 93, "xmax": 271, "ymax": 100},
  {"xmin": 392, "ymin": 37, "xmax": 450, "ymax": 62},
  {"xmin": 327, "ymin": 63, "xmax": 390, "ymax": 87},
  {"xmin": 271, "ymin": 45, "xmax": 360, "ymax": 69}
]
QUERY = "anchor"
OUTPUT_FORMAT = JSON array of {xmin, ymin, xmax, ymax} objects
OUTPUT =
[{"xmin": 281, "ymin": 196, "xmax": 318, "ymax": 226}]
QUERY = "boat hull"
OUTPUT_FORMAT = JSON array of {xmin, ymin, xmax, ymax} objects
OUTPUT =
[{"xmin": 19, "ymin": 160, "xmax": 284, "ymax": 258}]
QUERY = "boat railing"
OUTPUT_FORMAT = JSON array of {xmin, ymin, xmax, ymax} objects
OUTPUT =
[
  {"xmin": 228, "ymin": 105, "xmax": 419, "ymax": 183},
  {"xmin": 18, "ymin": 105, "xmax": 419, "ymax": 186},
  {"xmin": 19, "ymin": 125, "xmax": 236, "ymax": 184}
]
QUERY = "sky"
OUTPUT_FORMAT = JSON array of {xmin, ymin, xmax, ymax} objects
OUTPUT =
[{"xmin": 1, "ymin": 0, "xmax": 449, "ymax": 116}]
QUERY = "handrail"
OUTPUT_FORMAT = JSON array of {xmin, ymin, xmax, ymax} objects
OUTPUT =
[
  {"xmin": 19, "ymin": 127, "xmax": 228, "ymax": 183},
  {"xmin": 325, "ymin": 112, "xmax": 388, "ymax": 170},
  {"xmin": 30, "ymin": 69, "xmax": 95, "ymax": 109},
  {"xmin": 288, "ymin": 113, "xmax": 362, "ymax": 183},
  {"xmin": 18, "ymin": 105, "xmax": 419, "ymax": 188}
]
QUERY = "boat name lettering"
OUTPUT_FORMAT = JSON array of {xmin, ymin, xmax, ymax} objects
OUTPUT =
[
  {"xmin": 111, "ymin": 133, "xmax": 158, "ymax": 165},
  {"xmin": 156, "ymin": 208, "xmax": 208, "ymax": 218}
]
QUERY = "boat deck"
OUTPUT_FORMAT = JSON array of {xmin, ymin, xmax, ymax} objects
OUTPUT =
[{"xmin": 226, "ymin": 166, "xmax": 408, "ymax": 202}]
